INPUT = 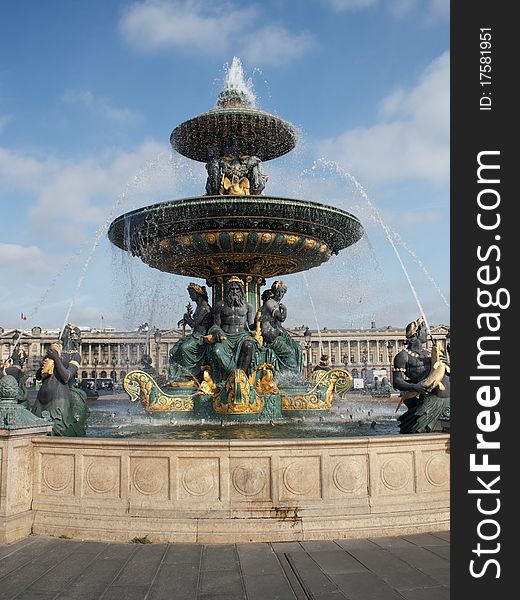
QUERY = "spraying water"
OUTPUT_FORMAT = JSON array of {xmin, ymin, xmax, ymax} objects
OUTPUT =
[
  {"xmin": 220, "ymin": 57, "xmax": 256, "ymax": 107},
  {"xmin": 60, "ymin": 154, "xmax": 170, "ymax": 334},
  {"xmin": 316, "ymin": 158, "xmax": 441, "ymax": 335},
  {"xmin": 301, "ymin": 271, "xmax": 324, "ymax": 353}
]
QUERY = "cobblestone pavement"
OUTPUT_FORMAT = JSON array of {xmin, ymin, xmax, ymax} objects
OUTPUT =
[{"xmin": 0, "ymin": 531, "xmax": 449, "ymax": 600}]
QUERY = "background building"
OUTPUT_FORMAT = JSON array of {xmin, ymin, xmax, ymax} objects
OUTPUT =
[{"xmin": 1, "ymin": 322, "xmax": 449, "ymax": 386}]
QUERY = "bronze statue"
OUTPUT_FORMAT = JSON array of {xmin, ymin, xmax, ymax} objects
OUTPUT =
[
  {"xmin": 204, "ymin": 154, "xmax": 267, "ymax": 196},
  {"xmin": 1, "ymin": 346, "xmax": 29, "ymax": 406},
  {"xmin": 392, "ymin": 316, "xmax": 450, "ymax": 433},
  {"xmin": 168, "ymin": 283, "xmax": 213, "ymax": 381},
  {"xmin": 205, "ymin": 276, "xmax": 258, "ymax": 381},
  {"xmin": 31, "ymin": 323, "xmax": 89, "ymax": 436},
  {"xmin": 259, "ymin": 280, "xmax": 303, "ymax": 374}
]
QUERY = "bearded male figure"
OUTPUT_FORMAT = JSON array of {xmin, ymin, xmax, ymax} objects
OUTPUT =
[{"xmin": 205, "ymin": 277, "xmax": 259, "ymax": 383}]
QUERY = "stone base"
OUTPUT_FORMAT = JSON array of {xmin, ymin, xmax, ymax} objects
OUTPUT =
[
  {"xmin": 23, "ymin": 433, "xmax": 449, "ymax": 544},
  {"xmin": 0, "ymin": 510, "xmax": 33, "ymax": 544},
  {"xmin": 32, "ymin": 508, "xmax": 449, "ymax": 544}
]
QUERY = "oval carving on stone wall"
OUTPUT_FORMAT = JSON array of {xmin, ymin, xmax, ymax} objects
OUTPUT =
[
  {"xmin": 425, "ymin": 454, "xmax": 449, "ymax": 487},
  {"xmin": 132, "ymin": 462, "xmax": 165, "ymax": 496},
  {"xmin": 42, "ymin": 455, "xmax": 73, "ymax": 492},
  {"xmin": 182, "ymin": 464, "xmax": 216, "ymax": 497},
  {"xmin": 283, "ymin": 461, "xmax": 315, "ymax": 496},
  {"xmin": 85, "ymin": 461, "xmax": 118, "ymax": 494},
  {"xmin": 232, "ymin": 464, "xmax": 266, "ymax": 497},
  {"xmin": 380, "ymin": 456, "xmax": 410, "ymax": 491},
  {"xmin": 333, "ymin": 460, "xmax": 364, "ymax": 494}
]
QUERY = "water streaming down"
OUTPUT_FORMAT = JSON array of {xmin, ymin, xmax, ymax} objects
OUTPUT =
[{"xmin": 311, "ymin": 158, "xmax": 448, "ymax": 332}]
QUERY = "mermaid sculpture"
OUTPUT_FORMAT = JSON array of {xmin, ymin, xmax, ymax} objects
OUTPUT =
[
  {"xmin": 168, "ymin": 283, "xmax": 213, "ymax": 382},
  {"xmin": 32, "ymin": 323, "xmax": 90, "ymax": 436},
  {"xmin": 259, "ymin": 280, "xmax": 303, "ymax": 375},
  {"xmin": 392, "ymin": 316, "xmax": 450, "ymax": 433}
]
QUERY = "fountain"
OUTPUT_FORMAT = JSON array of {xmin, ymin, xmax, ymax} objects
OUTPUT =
[
  {"xmin": 108, "ymin": 58, "xmax": 363, "ymax": 420},
  {"xmin": 0, "ymin": 59, "xmax": 449, "ymax": 544}
]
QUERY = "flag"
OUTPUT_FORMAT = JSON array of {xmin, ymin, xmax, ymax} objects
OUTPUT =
[{"xmin": 21, "ymin": 312, "xmax": 27, "ymax": 321}]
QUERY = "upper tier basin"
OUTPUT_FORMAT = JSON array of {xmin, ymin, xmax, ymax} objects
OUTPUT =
[
  {"xmin": 108, "ymin": 196, "xmax": 364, "ymax": 280},
  {"xmin": 170, "ymin": 107, "xmax": 297, "ymax": 163}
]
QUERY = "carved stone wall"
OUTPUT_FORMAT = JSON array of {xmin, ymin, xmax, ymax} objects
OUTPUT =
[{"xmin": 27, "ymin": 434, "xmax": 450, "ymax": 543}]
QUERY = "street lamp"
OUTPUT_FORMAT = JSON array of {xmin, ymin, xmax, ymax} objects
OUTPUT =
[
  {"xmin": 386, "ymin": 341, "xmax": 394, "ymax": 383},
  {"xmin": 303, "ymin": 327, "xmax": 312, "ymax": 377},
  {"xmin": 361, "ymin": 349, "xmax": 368, "ymax": 394},
  {"xmin": 154, "ymin": 328, "xmax": 162, "ymax": 373},
  {"xmin": 111, "ymin": 357, "xmax": 117, "ymax": 390}
]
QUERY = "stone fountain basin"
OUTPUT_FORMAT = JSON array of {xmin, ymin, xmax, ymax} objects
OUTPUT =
[
  {"xmin": 21, "ymin": 433, "xmax": 449, "ymax": 543},
  {"xmin": 107, "ymin": 196, "xmax": 364, "ymax": 279}
]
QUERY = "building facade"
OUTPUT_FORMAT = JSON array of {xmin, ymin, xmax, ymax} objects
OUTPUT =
[{"xmin": 1, "ymin": 323, "xmax": 450, "ymax": 385}]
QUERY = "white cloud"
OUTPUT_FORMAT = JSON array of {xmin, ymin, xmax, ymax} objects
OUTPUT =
[
  {"xmin": 0, "ymin": 140, "xmax": 169, "ymax": 243},
  {"xmin": 0, "ymin": 243, "xmax": 50, "ymax": 274},
  {"xmin": 62, "ymin": 90, "xmax": 141, "ymax": 124},
  {"xmin": 119, "ymin": 0, "xmax": 315, "ymax": 67},
  {"xmin": 0, "ymin": 147, "xmax": 58, "ymax": 189},
  {"xmin": 321, "ymin": 0, "xmax": 449, "ymax": 21},
  {"xmin": 240, "ymin": 25, "xmax": 316, "ymax": 67},
  {"xmin": 319, "ymin": 51, "xmax": 449, "ymax": 186}
]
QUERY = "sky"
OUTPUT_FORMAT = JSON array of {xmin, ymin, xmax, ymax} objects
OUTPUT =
[{"xmin": 0, "ymin": 0, "xmax": 449, "ymax": 333}]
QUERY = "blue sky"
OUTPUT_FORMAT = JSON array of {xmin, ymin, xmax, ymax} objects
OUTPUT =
[{"xmin": 0, "ymin": 0, "xmax": 449, "ymax": 332}]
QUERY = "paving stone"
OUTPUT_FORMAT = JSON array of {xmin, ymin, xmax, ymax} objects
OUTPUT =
[
  {"xmin": 113, "ymin": 543, "xmax": 168, "ymax": 586},
  {"xmin": 237, "ymin": 543, "xmax": 285, "ymax": 577},
  {"xmin": 147, "ymin": 561, "xmax": 200, "ymax": 600},
  {"xmin": 402, "ymin": 534, "xmax": 450, "ymax": 547},
  {"xmin": 0, "ymin": 564, "xmax": 50, "ymax": 600},
  {"xmin": 242, "ymin": 572, "xmax": 297, "ymax": 600},
  {"xmin": 286, "ymin": 551, "xmax": 347, "ymax": 599},
  {"xmin": 431, "ymin": 531, "xmax": 450, "ymax": 543},
  {"xmin": 0, "ymin": 537, "xmax": 59, "ymax": 579},
  {"xmin": 271, "ymin": 542, "xmax": 304, "ymax": 554},
  {"xmin": 202, "ymin": 544, "xmax": 238, "ymax": 571},
  {"xmin": 301, "ymin": 541, "xmax": 342, "ymax": 552},
  {"xmin": 199, "ymin": 567, "xmax": 244, "ymax": 597},
  {"xmin": 0, "ymin": 537, "xmax": 39, "ymax": 561},
  {"xmin": 384, "ymin": 546, "xmax": 449, "ymax": 572},
  {"xmin": 9, "ymin": 591, "xmax": 57, "ymax": 600},
  {"xmin": 331, "ymin": 571, "xmax": 405, "ymax": 600},
  {"xmin": 308, "ymin": 550, "xmax": 367, "ymax": 575},
  {"xmin": 23, "ymin": 548, "xmax": 109, "ymax": 593},
  {"xmin": 334, "ymin": 539, "xmax": 379, "ymax": 551},
  {"xmin": 100, "ymin": 584, "xmax": 150, "ymax": 600},
  {"xmin": 369, "ymin": 537, "xmax": 417, "ymax": 550},
  {"xmin": 423, "ymin": 545, "xmax": 450, "ymax": 561},
  {"xmin": 421, "ymin": 567, "xmax": 450, "ymax": 587},
  {"xmin": 163, "ymin": 543, "xmax": 202, "ymax": 565},
  {"xmin": 398, "ymin": 586, "xmax": 450, "ymax": 600},
  {"xmin": 199, "ymin": 593, "xmax": 245, "ymax": 600},
  {"xmin": 53, "ymin": 546, "xmax": 138, "ymax": 600}
]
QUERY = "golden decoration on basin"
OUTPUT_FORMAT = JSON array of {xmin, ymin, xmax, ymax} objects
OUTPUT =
[
  {"xmin": 284, "ymin": 234, "xmax": 299, "ymax": 245},
  {"xmin": 203, "ymin": 233, "xmax": 217, "ymax": 244},
  {"xmin": 123, "ymin": 370, "xmax": 194, "ymax": 412}
]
